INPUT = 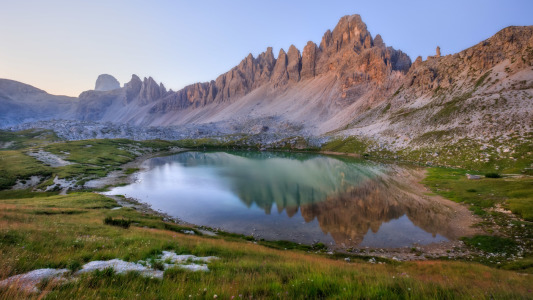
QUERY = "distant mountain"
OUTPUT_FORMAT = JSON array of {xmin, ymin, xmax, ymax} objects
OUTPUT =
[
  {"xmin": 0, "ymin": 79, "xmax": 77, "ymax": 126},
  {"xmin": 94, "ymin": 74, "xmax": 120, "ymax": 92},
  {"xmin": 1, "ymin": 14, "xmax": 532, "ymax": 149}
]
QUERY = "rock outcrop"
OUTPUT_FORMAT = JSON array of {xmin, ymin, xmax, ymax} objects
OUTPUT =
[
  {"xmin": 139, "ymin": 77, "xmax": 167, "ymax": 105},
  {"xmin": 271, "ymin": 48, "xmax": 288, "ymax": 85},
  {"xmin": 301, "ymin": 41, "xmax": 318, "ymax": 80},
  {"xmin": 287, "ymin": 45, "xmax": 301, "ymax": 82},
  {"xmin": 94, "ymin": 74, "xmax": 120, "ymax": 91}
]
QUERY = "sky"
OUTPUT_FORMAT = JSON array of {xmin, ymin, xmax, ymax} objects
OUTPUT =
[{"xmin": 1, "ymin": 0, "xmax": 532, "ymax": 97}]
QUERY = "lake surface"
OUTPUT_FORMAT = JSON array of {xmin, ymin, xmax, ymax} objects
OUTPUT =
[{"xmin": 106, "ymin": 151, "xmax": 452, "ymax": 248}]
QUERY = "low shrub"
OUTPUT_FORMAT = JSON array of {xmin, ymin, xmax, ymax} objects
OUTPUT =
[
  {"xmin": 104, "ymin": 216, "xmax": 132, "ymax": 229},
  {"xmin": 485, "ymin": 172, "xmax": 502, "ymax": 178}
]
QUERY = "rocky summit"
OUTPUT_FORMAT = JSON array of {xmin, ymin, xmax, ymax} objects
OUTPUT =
[
  {"xmin": 1, "ymin": 14, "xmax": 532, "ymax": 155},
  {"xmin": 94, "ymin": 74, "xmax": 120, "ymax": 91}
]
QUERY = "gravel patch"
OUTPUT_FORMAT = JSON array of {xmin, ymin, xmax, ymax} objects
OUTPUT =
[
  {"xmin": 12, "ymin": 176, "xmax": 42, "ymax": 190},
  {"xmin": 27, "ymin": 150, "xmax": 73, "ymax": 167}
]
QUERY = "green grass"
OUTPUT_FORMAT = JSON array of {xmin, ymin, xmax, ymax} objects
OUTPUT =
[
  {"xmin": 44, "ymin": 139, "xmax": 137, "ymax": 166},
  {"xmin": 411, "ymin": 130, "xmax": 455, "ymax": 144},
  {"xmin": 382, "ymin": 103, "xmax": 391, "ymax": 114},
  {"xmin": 321, "ymin": 136, "xmax": 372, "ymax": 155},
  {"xmin": 462, "ymin": 235, "xmax": 517, "ymax": 254},
  {"xmin": 391, "ymin": 84, "xmax": 403, "ymax": 98},
  {"xmin": 423, "ymin": 167, "xmax": 533, "ymax": 220},
  {"xmin": 423, "ymin": 167, "xmax": 533, "ymax": 271},
  {"xmin": 0, "ymin": 129, "xmax": 60, "ymax": 150},
  {"xmin": 507, "ymin": 197, "xmax": 533, "ymax": 221},
  {"xmin": 0, "ymin": 150, "xmax": 53, "ymax": 190}
]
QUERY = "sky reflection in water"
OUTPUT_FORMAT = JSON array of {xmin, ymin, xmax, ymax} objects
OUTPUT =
[{"xmin": 106, "ymin": 151, "xmax": 449, "ymax": 248}]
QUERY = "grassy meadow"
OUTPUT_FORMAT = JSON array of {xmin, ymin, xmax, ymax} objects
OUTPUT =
[{"xmin": 0, "ymin": 129, "xmax": 532, "ymax": 299}]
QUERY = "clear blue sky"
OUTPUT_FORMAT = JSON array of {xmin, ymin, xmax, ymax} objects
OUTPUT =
[{"xmin": 1, "ymin": 0, "xmax": 532, "ymax": 96}]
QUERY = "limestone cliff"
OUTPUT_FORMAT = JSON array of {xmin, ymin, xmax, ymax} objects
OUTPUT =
[{"xmin": 150, "ymin": 15, "xmax": 411, "ymax": 114}]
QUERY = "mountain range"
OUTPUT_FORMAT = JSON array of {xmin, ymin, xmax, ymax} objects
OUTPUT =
[{"xmin": 1, "ymin": 14, "xmax": 532, "ymax": 150}]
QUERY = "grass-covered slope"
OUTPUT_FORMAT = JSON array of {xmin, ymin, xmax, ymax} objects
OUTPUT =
[
  {"xmin": 0, "ymin": 129, "xmax": 181, "ymax": 189},
  {"xmin": 321, "ymin": 135, "xmax": 533, "ymax": 174}
]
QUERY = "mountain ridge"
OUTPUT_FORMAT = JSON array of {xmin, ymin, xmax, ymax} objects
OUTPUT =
[{"xmin": 1, "ymin": 15, "xmax": 532, "ymax": 154}]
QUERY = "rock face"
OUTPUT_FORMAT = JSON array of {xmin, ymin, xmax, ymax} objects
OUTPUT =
[
  {"xmin": 149, "ymin": 14, "xmax": 411, "ymax": 114},
  {"xmin": 403, "ymin": 25, "xmax": 533, "ymax": 95},
  {"xmin": 139, "ymin": 77, "xmax": 167, "ymax": 105},
  {"xmin": 287, "ymin": 45, "xmax": 301, "ymax": 82},
  {"xmin": 94, "ymin": 74, "xmax": 120, "ymax": 91},
  {"xmin": 271, "ymin": 48, "xmax": 288, "ymax": 85}
]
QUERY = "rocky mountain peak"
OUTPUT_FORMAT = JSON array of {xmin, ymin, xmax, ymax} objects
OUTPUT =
[
  {"xmin": 124, "ymin": 74, "xmax": 143, "ymax": 103},
  {"xmin": 373, "ymin": 34, "xmax": 384, "ymax": 48},
  {"xmin": 330, "ymin": 14, "xmax": 372, "ymax": 53},
  {"xmin": 148, "ymin": 14, "xmax": 414, "ymax": 114},
  {"xmin": 139, "ymin": 77, "xmax": 167, "ymax": 105},
  {"xmin": 272, "ymin": 48, "xmax": 289, "ymax": 85},
  {"xmin": 287, "ymin": 45, "xmax": 302, "ymax": 82},
  {"xmin": 301, "ymin": 41, "xmax": 318, "ymax": 80},
  {"xmin": 94, "ymin": 74, "xmax": 120, "ymax": 91}
]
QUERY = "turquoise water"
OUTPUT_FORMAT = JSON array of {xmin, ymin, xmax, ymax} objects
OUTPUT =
[{"xmin": 106, "ymin": 151, "xmax": 450, "ymax": 248}]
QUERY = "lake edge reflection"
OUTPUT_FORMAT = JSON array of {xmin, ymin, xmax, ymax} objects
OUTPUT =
[{"xmin": 105, "ymin": 151, "xmax": 461, "ymax": 248}]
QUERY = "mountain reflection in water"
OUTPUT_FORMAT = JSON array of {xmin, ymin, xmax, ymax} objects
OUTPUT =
[{"xmin": 106, "ymin": 151, "xmax": 452, "ymax": 248}]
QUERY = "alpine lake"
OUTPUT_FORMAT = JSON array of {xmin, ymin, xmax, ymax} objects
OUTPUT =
[{"xmin": 105, "ymin": 151, "xmax": 457, "ymax": 249}]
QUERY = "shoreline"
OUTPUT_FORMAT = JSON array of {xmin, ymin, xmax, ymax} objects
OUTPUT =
[{"xmin": 95, "ymin": 148, "xmax": 486, "ymax": 261}]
